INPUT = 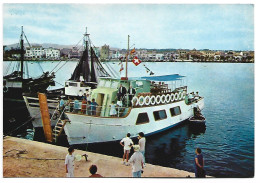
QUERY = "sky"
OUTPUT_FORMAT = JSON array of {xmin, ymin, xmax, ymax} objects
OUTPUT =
[{"xmin": 2, "ymin": 3, "xmax": 254, "ymax": 51}]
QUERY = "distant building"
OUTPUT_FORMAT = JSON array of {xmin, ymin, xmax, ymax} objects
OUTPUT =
[
  {"xmin": 69, "ymin": 47, "xmax": 80, "ymax": 59},
  {"xmin": 45, "ymin": 47, "xmax": 60, "ymax": 59},
  {"xmin": 100, "ymin": 44, "xmax": 110, "ymax": 60},
  {"xmin": 60, "ymin": 48, "xmax": 72, "ymax": 58},
  {"xmin": 25, "ymin": 46, "xmax": 45, "ymax": 58}
]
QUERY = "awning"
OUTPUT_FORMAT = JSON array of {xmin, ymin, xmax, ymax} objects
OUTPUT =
[{"xmin": 140, "ymin": 74, "xmax": 185, "ymax": 81}]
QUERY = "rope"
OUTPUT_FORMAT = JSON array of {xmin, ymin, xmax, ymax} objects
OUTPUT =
[
  {"xmin": 3, "ymin": 117, "xmax": 34, "ymax": 136},
  {"xmin": 55, "ymin": 61, "xmax": 69, "ymax": 73},
  {"xmin": 50, "ymin": 61, "xmax": 62, "ymax": 73},
  {"xmin": 4, "ymin": 62, "xmax": 12, "ymax": 75}
]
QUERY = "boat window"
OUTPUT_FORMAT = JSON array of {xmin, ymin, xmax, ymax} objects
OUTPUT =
[
  {"xmin": 136, "ymin": 112, "xmax": 150, "ymax": 125},
  {"xmin": 111, "ymin": 81, "xmax": 119, "ymax": 89},
  {"xmin": 136, "ymin": 81, "xmax": 143, "ymax": 88},
  {"xmin": 105, "ymin": 80, "xmax": 111, "ymax": 87},
  {"xmin": 153, "ymin": 110, "xmax": 167, "ymax": 121},
  {"xmin": 170, "ymin": 106, "xmax": 181, "ymax": 116},
  {"xmin": 69, "ymin": 82, "xmax": 78, "ymax": 87},
  {"xmin": 99, "ymin": 80, "xmax": 105, "ymax": 87}
]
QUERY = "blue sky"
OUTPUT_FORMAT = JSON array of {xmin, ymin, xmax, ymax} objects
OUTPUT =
[{"xmin": 3, "ymin": 4, "xmax": 254, "ymax": 50}]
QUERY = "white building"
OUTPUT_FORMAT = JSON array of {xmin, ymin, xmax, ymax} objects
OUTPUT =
[
  {"xmin": 25, "ymin": 46, "xmax": 45, "ymax": 59},
  {"xmin": 45, "ymin": 47, "xmax": 60, "ymax": 59}
]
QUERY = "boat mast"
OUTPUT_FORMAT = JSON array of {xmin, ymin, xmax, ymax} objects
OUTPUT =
[
  {"xmin": 20, "ymin": 26, "xmax": 24, "ymax": 83},
  {"xmin": 125, "ymin": 35, "xmax": 130, "ymax": 79}
]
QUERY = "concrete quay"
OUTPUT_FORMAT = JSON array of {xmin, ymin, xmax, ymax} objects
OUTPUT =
[{"xmin": 3, "ymin": 136, "xmax": 197, "ymax": 178}]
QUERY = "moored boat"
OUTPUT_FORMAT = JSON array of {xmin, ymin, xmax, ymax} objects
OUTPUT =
[{"xmin": 61, "ymin": 74, "xmax": 205, "ymax": 145}]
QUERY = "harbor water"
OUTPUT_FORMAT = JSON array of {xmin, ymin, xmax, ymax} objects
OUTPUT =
[{"xmin": 3, "ymin": 61, "xmax": 254, "ymax": 178}]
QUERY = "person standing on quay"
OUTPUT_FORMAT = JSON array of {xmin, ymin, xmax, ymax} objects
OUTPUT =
[
  {"xmin": 194, "ymin": 148, "xmax": 205, "ymax": 178},
  {"xmin": 120, "ymin": 133, "xmax": 133, "ymax": 166},
  {"xmin": 138, "ymin": 132, "xmax": 146, "ymax": 167},
  {"xmin": 129, "ymin": 145, "xmax": 144, "ymax": 177},
  {"xmin": 65, "ymin": 147, "xmax": 75, "ymax": 177}
]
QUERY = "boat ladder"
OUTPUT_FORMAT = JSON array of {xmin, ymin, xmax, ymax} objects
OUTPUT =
[{"xmin": 52, "ymin": 107, "xmax": 70, "ymax": 143}]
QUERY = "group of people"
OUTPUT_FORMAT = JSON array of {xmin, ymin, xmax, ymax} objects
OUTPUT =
[
  {"xmin": 185, "ymin": 91, "xmax": 200, "ymax": 104},
  {"xmin": 117, "ymin": 84, "xmax": 136, "ymax": 106},
  {"xmin": 65, "ymin": 134, "xmax": 205, "ymax": 178},
  {"xmin": 65, "ymin": 147, "xmax": 103, "ymax": 178},
  {"xmin": 59, "ymin": 96, "xmax": 98, "ymax": 116},
  {"xmin": 120, "ymin": 132, "xmax": 146, "ymax": 177}
]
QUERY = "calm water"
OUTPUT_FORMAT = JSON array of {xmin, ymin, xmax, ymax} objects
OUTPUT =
[{"xmin": 3, "ymin": 61, "xmax": 254, "ymax": 177}]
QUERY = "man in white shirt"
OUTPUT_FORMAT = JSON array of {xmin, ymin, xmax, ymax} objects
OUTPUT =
[
  {"xmin": 120, "ymin": 133, "xmax": 133, "ymax": 166},
  {"xmin": 129, "ymin": 145, "xmax": 144, "ymax": 177},
  {"xmin": 138, "ymin": 132, "xmax": 146, "ymax": 166},
  {"xmin": 65, "ymin": 147, "xmax": 75, "ymax": 177}
]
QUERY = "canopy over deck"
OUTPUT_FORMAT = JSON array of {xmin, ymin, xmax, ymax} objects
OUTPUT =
[{"xmin": 140, "ymin": 74, "xmax": 185, "ymax": 81}]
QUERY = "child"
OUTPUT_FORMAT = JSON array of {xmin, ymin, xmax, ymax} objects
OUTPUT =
[
  {"xmin": 110, "ymin": 101, "xmax": 117, "ymax": 117},
  {"xmin": 65, "ymin": 147, "xmax": 75, "ymax": 177}
]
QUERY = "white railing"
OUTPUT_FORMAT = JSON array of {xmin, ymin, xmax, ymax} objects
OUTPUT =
[{"xmin": 64, "ymin": 102, "xmax": 130, "ymax": 118}]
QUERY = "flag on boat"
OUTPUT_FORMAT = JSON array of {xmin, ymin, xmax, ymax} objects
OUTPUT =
[
  {"xmin": 119, "ymin": 63, "xmax": 124, "ymax": 72},
  {"xmin": 132, "ymin": 56, "xmax": 141, "ymax": 66},
  {"xmin": 130, "ymin": 48, "xmax": 136, "ymax": 55}
]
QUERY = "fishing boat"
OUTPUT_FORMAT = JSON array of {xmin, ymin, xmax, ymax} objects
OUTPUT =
[
  {"xmin": 3, "ymin": 26, "xmax": 56, "ymax": 134},
  {"xmin": 56, "ymin": 36, "xmax": 205, "ymax": 145},
  {"xmin": 23, "ymin": 27, "xmax": 112, "ymax": 128}
]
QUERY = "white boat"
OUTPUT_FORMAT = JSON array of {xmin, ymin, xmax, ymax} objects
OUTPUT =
[
  {"xmin": 62, "ymin": 75, "xmax": 205, "ymax": 145},
  {"xmin": 60, "ymin": 35, "xmax": 205, "ymax": 145}
]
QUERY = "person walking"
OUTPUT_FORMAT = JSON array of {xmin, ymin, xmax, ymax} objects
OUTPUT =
[
  {"xmin": 65, "ymin": 147, "xmax": 75, "ymax": 177},
  {"xmin": 194, "ymin": 148, "xmax": 205, "ymax": 178},
  {"xmin": 120, "ymin": 133, "xmax": 133, "ymax": 166},
  {"xmin": 138, "ymin": 132, "xmax": 146, "ymax": 167},
  {"xmin": 129, "ymin": 145, "xmax": 144, "ymax": 177}
]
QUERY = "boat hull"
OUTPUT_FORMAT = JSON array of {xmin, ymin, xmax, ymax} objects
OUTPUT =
[{"xmin": 64, "ymin": 98, "xmax": 205, "ymax": 145}]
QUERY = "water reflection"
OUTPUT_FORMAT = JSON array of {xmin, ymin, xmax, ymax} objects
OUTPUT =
[{"xmin": 71, "ymin": 121, "xmax": 206, "ymax": 169}]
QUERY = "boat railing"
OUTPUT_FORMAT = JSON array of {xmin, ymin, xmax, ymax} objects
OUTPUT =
[
  {"xmin": 131, "ymin": 87, "xmax": 187, "ymax": 108},
  {"xmin": 64, "ymin": 102, "xmax": 130, "ymax": 118},
  {"xmin": 24, "ymin": 96, "xmax": 59, "ymax": 108}
]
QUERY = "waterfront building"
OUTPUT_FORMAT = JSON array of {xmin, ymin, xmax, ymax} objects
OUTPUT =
[
  {"xmin": 100, "ymin": 44, "xmax": 110, "ymax": 60},
  {"xmin": 68, "ymin": 47, "xmax": 80, "ymax": 59},
  {"xmin": 45, "ymin": 47, "xmax": 60, "ymax": 59},
  {"xmin": 60, "ymin": 48, "xmax": 72, "ymax": 58},
  {"xmin": 25, "ymin": 46, "xmax": 45, "ymax": 59}
]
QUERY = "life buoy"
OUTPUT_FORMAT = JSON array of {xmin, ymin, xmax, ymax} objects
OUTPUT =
[
  {"xmin": 144, "ymin": 96, "xmax": 151, "ymax": 106},
  {"xmin": 166, "ymin": 94, "xmax": 171, "ymax": 103},
  {"xmin": 155, "ymin": 95, "xmax": 161, "ymax": 105},
  {"xmin": 174, "ymin": 93, "xmax": 179, "ymax": 101},
  {"xmin": 132, "ymin": 96, "xmax": 139, "ymax": 106},
  {"xmin": 182, "ymin": 91, "xmax": 186, "ymax": 99},
  {"xmin": 160, "ymin": 95, "xmax": 166, "ymax": 104},
  {"xmin": 150, "ymin": 95, "xmax": 156, "ymax": 105},
  {"xmin": 138, "ymin": 96, "xmax": 145, "ymax": 106},
  {"xmin": 171, "ymin": 93, "xmax": 175, "ymax": 102},
  {"xmin": 179, "ymin": 92, "xmax": 183, "ymax": 100}
]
